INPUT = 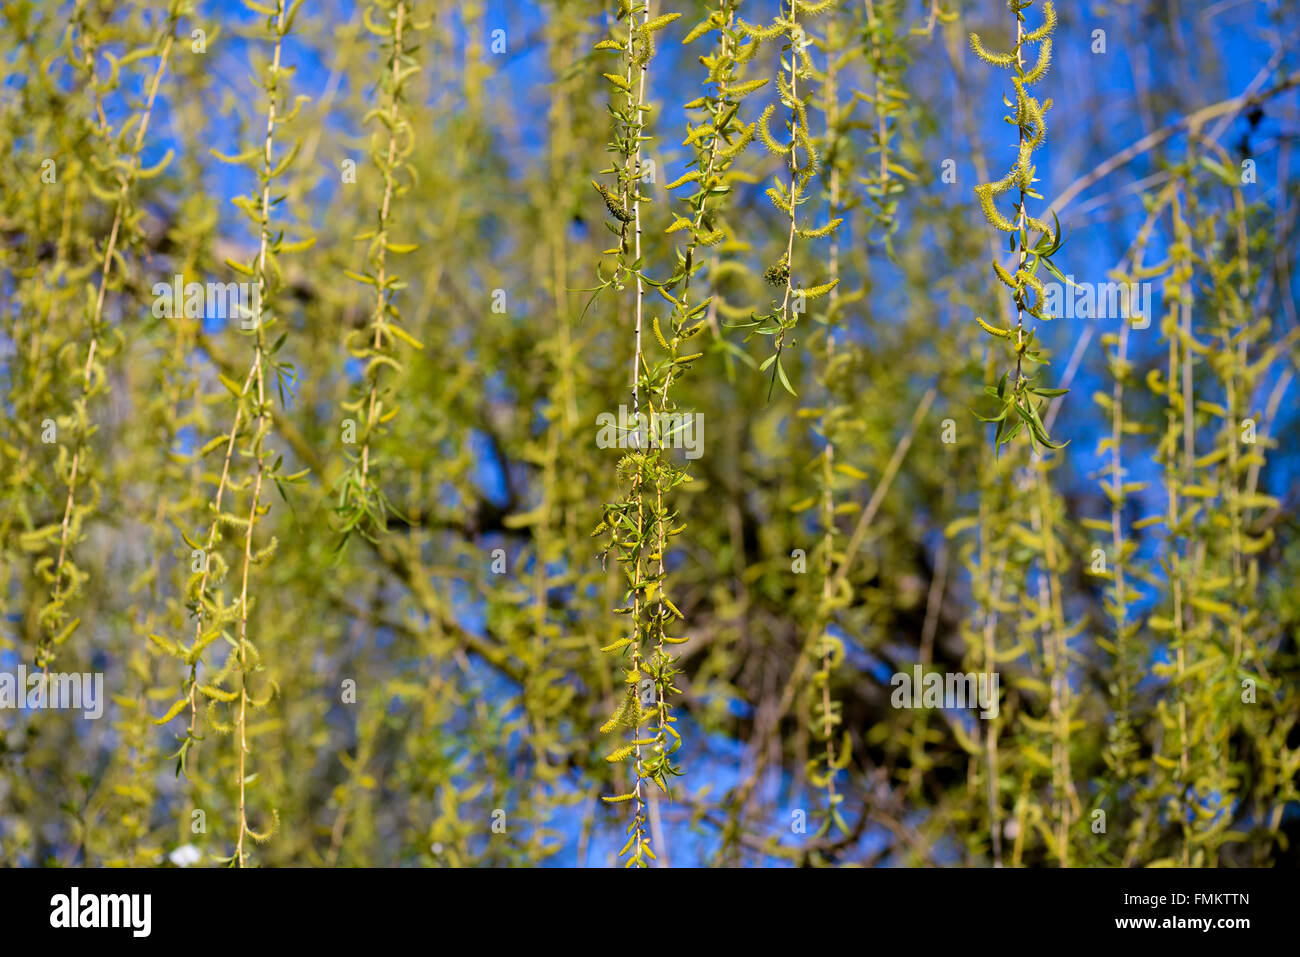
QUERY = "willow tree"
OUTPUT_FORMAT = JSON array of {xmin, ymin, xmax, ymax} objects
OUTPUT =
[{"xmin": 1, "ymin": 0, "xmax": 1298, "ymax": 869}]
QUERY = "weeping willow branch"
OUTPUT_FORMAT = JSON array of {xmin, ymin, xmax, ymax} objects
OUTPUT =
[
  {"xmin": 37, "ymin": 2, "xmax": 183, "ymax": 672},
  {"xmin": 970, "ymin": 0, "xmax": 1066, "ymax": 451},
  {"xmin": 735, "ymin": 0, "xmax": 839, "ymax": 398},
  {"xmin": 334, "ymin": 0, "xmax": 425, "ymax": 548},
  {"xmin": 156, "ymin": 0, "xmax": 309, "ymax": 866},
  {"xmin": 591, "ymin": 0, "xmax": 681, "ymax": 868}
]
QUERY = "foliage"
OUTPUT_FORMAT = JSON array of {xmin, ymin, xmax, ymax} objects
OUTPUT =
[{"xmin": 1, "ymin": 0, "xmax": 1298, "ymax": 869}]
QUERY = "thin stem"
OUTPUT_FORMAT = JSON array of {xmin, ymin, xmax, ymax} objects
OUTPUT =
[
  {"xmin": 42, "ymin": 6, "xmax": 181, "ymax": 672},
  {"xmin": 234, "ymin": 0, "xmax": 288, "ymax": 867}
]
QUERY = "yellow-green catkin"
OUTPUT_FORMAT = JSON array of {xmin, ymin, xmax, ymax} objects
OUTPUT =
[
  {"xmin": 739, "ymin": 0, "xmax": 840, "ymax": 397},
  {"xmin": 590, "ymin": 0, "xmax": 681, "ymax": 868},
  {"xmin": 334, "ymin": 0, "xmax": 426, "ymax": 548},
  {"xmin": 970, "ymin": 0, "xmax": 1065, "ymax": 452}
]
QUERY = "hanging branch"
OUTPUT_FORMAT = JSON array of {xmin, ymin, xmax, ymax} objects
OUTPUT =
[
  {"xmin": 37, "ymin": 1, "xmax": 183, "ymax": 672},
  {"xmin": 590, "ymin": 0, "xmax": 681, "ymax": 868},
  {"xmin": 734, "ymin": 0, "xmax": 839, "ymax": 398},
  {"xmin": 1093, "ymin": 195, "xmax": 1178, "ymax": 795},
  {"xmin": 802, "ymin": 3, "xmax": 859, "ymax": 845},
  {"xmin": 970, "ymin": 0, "xmax": 1066, "ymax": 451},
  {"xmin": 859, "ymin": 0, "xmax": 915, "ymax": 250},
  {"xmin": 334, "ymin": 0, "xmax": 426, "ymax": 548},
  {"xmin": 154, "ymin": 0, "xmax": 311, "ymax": 866}
]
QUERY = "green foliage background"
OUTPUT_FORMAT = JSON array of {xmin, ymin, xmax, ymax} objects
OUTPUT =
[{"xmin": 1, "ymin": 0, "xmax": 1299, "ymax": 867}]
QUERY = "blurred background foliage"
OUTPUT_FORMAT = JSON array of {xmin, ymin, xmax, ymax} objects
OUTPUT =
[{"xmin": 1, "ymin": 0, "xmax": 1299, "ymax": 866}]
